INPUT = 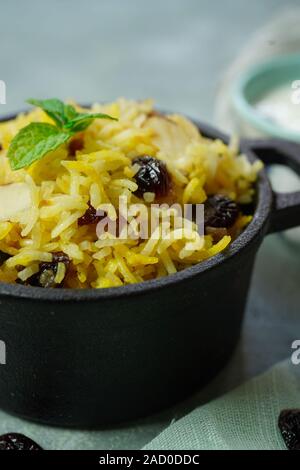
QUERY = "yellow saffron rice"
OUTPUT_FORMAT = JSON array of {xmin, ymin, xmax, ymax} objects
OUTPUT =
[{"xmin": 0, "ymin": 99, "xmax": 262, "ymax": 288}]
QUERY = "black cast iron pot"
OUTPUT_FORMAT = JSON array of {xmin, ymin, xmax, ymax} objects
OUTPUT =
[{"xmin": 0, "ymin": 112, "xmax": 299, "ymax": 428}]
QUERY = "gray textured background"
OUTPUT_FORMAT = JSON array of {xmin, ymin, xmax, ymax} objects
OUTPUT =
[
  {"xmin": 0, "ymin": 0, "xmax": 299, "ymax": 120},
  {"xmin": 0, "ymin": 0, "xmax": 299, "ymax": 450}
]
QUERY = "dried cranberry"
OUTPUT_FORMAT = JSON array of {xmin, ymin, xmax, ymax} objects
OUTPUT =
[
  {"xmin": 133, "ymin": 156, "xmax": 171, "ymax": 198},
  {"xmin": 78, "ymin": 202, "xmax": 106, "ymax": 226},
  {"xmin": 204, "ymin": 195, "xmax": 239, "ymax": 229},
  {"xmin": 0, "ymin": 251, "xmax": 10, "ymax": 266},
  {"xmin": 68, "ymin": 136, "xmax": 84, "ymax": 156},
  {"xmin": 0, "ymin": 433, "xmax": 42, "ymax": 450},
  {"xmin": 0, "ymin": 143, "xmax": 2, "ymax": 151},
  {"xmin": 51, "ymin": 251, "xmax": 70, "ymax": 265},
  {"xmin": 22, "ymin": 252, "xmax": 70, "ymax": 288},
  {"xmin": 279, "ymin": 409, "xmax": 300, "ymax": 450}
]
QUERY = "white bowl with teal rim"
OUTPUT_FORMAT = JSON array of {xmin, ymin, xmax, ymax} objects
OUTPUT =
[
  {"xmin": 232, "ymin": 53, "xmax": 300, "ymax": 142},
  {"xmin": 233, "ymin": 54, "xmax": 300, "ymax": 243}
]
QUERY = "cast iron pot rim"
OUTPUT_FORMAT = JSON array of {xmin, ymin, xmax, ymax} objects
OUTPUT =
[{"xmin": 0, "ymin": 110, "xmax": 273, "ymax": 301}]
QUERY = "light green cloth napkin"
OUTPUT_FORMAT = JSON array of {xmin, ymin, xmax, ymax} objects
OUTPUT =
[{"xmin": 144, "ymin": 359, "xmax": 300, "ymax": 450}]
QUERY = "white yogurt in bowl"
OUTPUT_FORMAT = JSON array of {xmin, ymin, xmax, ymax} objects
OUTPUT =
[{"xmin": 255, "ymin": 82, "xmax": 300, "ymax": 134}]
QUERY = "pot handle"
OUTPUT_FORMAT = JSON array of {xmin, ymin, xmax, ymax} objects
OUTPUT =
[{"xmin": 243, "ymin": 138, "xmax": 300, "ymax": 234}]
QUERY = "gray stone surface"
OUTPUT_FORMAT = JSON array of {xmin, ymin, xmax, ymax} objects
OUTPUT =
[{"xmin": 0, "ymin": 0, "xmax": 299, "ymax": 450}]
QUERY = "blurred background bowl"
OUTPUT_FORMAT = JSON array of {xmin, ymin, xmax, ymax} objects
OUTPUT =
[
  {"xmin": 232, "ymin": 54, "xmax": 300, "ymax": 244},
  {"xmin": 232, "ymin": 54, "xmax": 300, "ymax": 141}
]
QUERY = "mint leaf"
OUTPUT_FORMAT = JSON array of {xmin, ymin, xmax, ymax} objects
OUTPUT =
[
  {"xmin": 8, "ymin": 123, "xmax": 71, "ymax": 170},
  {"xmin": 27, "ymin": 99, "xmax": 117, "ymax": 132},
  {"xmin": 65, "ymin": 112, "xmax": 117, "ymax": 132},
  {"xmin": 27, "ymin": 98, "xmax": 69, "ymax": 128},
  {"xmin": 63, "ymin": 104, "xmax": 78, "ymax": 122}
]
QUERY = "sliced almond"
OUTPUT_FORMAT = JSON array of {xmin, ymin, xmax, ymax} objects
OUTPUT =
[
  {"xmin": 169, "ymin": 114, "xmax": 202, "ymax": 141},
  {"xmin": 144, "ymin": 114, "xmax": 201, "ymax": 162},
  {"xmin": 0, "ymin": 182, "xmax": 32, "ymax": 222}
]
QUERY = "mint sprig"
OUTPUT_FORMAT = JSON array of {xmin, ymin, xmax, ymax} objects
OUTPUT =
[
  {"xmin": 64, "ymin": 112, "xmax": 118, "ymax": 132},
  {"xmin": 27, "ymin": 98, "xmax": 71, "ymax": 128},
  {"xmin": 8, "ymin": 98, "xmax": 117, "ymax": 170}
]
